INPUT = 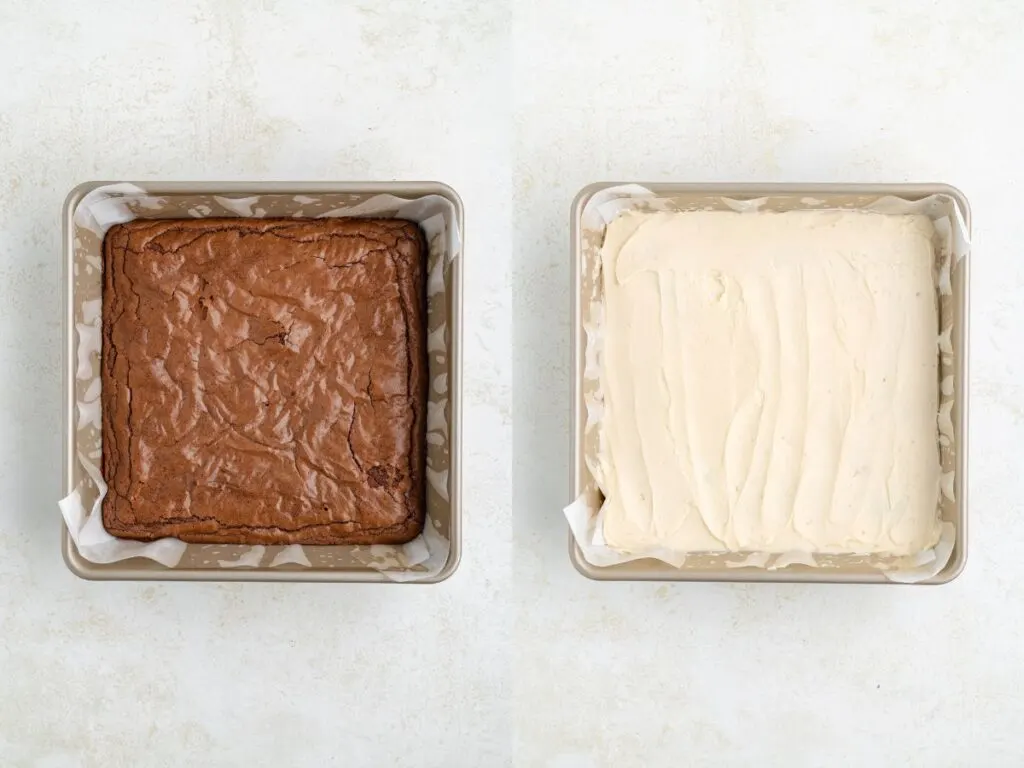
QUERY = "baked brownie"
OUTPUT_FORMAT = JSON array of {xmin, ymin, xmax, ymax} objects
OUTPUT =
[{"xmin": 101, "ymin": 217, "xmax": 427, "ymax": 545}]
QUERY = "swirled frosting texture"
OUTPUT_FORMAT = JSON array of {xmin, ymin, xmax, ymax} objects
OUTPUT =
[
  {"xmin": 598, "ymin": 210, "xmax": 941, "ymax": 556},
  {"xmin": 101, "ymin": 217, "xmax": 426, "ymax": 545}
]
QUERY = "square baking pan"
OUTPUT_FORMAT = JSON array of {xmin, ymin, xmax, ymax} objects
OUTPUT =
[
  {"xmin": 62, "ymin": 181, "xmax": 462, "ymax": 583},
  {"xmin": 569, "ymin": 182, "xmax": 970, "ymax": 584}
]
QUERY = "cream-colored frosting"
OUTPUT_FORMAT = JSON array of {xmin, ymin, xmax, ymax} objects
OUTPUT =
[{"xmin": 598, "ymin": 210, "xmax": 942, "ymax": 556}]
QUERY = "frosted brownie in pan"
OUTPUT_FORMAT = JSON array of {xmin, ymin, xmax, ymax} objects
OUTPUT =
[{"xmin": 101, "ymin": 217, "xmax": 427, "ymax": 545}]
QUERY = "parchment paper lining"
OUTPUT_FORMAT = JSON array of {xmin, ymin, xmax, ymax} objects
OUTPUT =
[
  {"xmin": 565, "ymin": 184, "xmax": 968, "ymax": 583},
  {"xmin": 59, "ymin": 184, "xmax": 458, "ymax": 581}
]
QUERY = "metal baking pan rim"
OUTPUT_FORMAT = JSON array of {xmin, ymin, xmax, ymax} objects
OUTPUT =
[
  {"xmin": 569, "ymin": 181, "xmax": 969, "ymax": 585},
  {"xmin": 62, "ymin": 180, "xmax": 463, "ymax": 584}
]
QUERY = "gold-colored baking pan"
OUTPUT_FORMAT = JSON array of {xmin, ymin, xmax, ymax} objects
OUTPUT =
[
  {"xmin": 62, "ymin": 181, "xmax": 462, "ymax": 583},
  {"xmin": 569, "ymin": 182, "xmax": 969, "ymax": 584}
]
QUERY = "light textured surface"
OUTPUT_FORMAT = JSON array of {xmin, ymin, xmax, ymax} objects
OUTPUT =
[
  {"xmin": 598, "ymin": 211, "xmax": 941, "ymax": 557},
  {"xmin": 0, "ymin": 1, "xmax": 511, "ymax": 766},
  {"xmin": 512, "ymin": 0, "xmax": 1024, "ymax": 766},
  {"xmin": 2, "ymin": 0, "xmax": 1024, "ymax": 765}
]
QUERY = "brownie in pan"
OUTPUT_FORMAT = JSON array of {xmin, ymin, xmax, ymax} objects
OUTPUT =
[{"xmin": 101, "ymin": 217, "xmax": 427, "ymax": 545}]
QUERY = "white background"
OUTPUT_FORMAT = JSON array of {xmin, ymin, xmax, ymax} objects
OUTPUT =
[
  {"xmin": 1, "ymin": 0, "xmax": 1022, "ymax": 766},
  {"xmin": 0, "ymin": 1, "xmax": 512, "ymax": 766}
]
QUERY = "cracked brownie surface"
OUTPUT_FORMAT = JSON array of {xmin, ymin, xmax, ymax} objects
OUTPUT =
[{"xmin": 101, "ymin": 217, "xmax": 427, "ymax": 545}]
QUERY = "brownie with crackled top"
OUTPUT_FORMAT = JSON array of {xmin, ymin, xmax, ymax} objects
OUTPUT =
[{"xmin": 101, "ymin": 217, "xmax": 427, "ymax": 545}]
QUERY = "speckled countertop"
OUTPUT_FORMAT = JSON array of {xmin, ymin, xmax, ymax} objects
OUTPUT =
[{"xmin": 1, "ymin": 1, "xmax": 1022, "ymax": 766}]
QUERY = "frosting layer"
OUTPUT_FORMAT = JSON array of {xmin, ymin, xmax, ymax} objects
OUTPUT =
[{"xmin": 598, "ymin": 210, "xmax": 941, "ymax": 556}]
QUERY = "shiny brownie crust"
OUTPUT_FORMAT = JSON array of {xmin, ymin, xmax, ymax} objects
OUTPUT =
[{"xmin": 101, "ymin": 217, "xmax": 427, "ymax": 545}]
